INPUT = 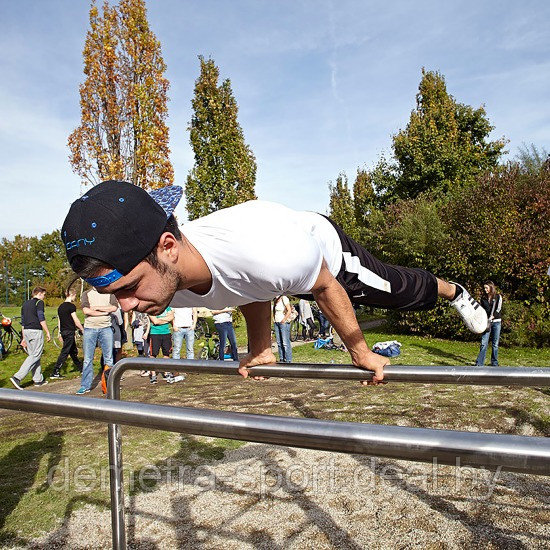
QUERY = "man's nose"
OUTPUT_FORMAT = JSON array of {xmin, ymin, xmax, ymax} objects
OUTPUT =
[{"xmin": 118, "ymin": 296, "xmax": 139, "ymax": 312}]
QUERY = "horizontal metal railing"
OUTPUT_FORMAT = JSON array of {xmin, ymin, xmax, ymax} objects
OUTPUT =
[
  {"xmin": 109, "ymin": 357, "xmax": 550, "ymax": 387},
  {"xmin": 0, "ymin": 388, "xmax": 548, "ymax": 475},
  {"xmin": 105, "ymin": 358, "xmax": 550, "ymax": 549}
]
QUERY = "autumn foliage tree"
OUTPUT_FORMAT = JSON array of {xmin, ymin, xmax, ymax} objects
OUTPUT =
[
  {"xmin": 374, "ymin": 69, "xmax": 506, "ymax": 202},
  {"xmin": 186, "ymin": 57, "xmax": 257, "ymax": 219},
  {"xmin": 68, "ymin": 0, "xmax": 173, "ymax": 189}
]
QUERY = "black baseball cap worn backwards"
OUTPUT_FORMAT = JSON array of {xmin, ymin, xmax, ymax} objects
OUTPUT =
[{"xmin": 61, "ymin": 180, "xmax": 183, "ymax": 287}]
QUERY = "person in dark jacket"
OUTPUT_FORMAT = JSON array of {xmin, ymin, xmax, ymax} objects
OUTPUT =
[
  {"xmin": 10, "ymin": 287, "xmax": 51, "ymax": 389},
  {"xmin": 475, "ymin": 281, "xmax": 503, "ymax": 367},
  {"xmin": 52, "ymin": 287, "xmax": 84, "ymax": 378}
]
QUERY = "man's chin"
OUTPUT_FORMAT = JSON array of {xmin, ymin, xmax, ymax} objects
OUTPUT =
[{"xmin": 139, "ymin": 302, "xmax": 170, "ymax": 316}]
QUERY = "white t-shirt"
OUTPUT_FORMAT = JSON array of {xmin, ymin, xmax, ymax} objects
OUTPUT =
[
  {"xmin": 172, "ymin": 307, "xmax": 194, "ymax": 328},
  {"xmin": 273, "ymin": 296, "xmax": 290, "ymax": 323},
  {"xmin": 170, "ymin": 201, "xmax": 342, "ymax": 309},
  {"xmin": 213, "ymin": 309, "xmax": 233, "ymax": 324}
]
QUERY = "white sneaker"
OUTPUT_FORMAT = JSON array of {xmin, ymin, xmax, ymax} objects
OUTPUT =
[
  {"xmin": 450, "ymin": 283, "xmax": 488, "ymax": 334},
  {"xmin": 172, "ymin": 375, "xmax": 185, "ymax": 383}
]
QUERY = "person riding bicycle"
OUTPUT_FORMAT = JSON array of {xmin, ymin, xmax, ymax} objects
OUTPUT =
[{"xmin": 62, "ymin": 181, "xmax": 487, "ymax": 385}]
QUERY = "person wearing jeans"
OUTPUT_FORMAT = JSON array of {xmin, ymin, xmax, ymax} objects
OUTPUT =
[
  {"xmin": 78, "ymin": 288, "xmax": 118, "ymax": 394},
  {"xmin": 212, "ymin": 308, "xmax": 239, "ymax": 361},
  {"xmin": 82, "ymin": 326, "xmax": 114, "ymax": 390},
  {"xmin": 10, "ymin": 287, "xmax": 51, "ymax": 389},
  {"xmin": 475, "ymin": 281, "xmax": 503, "ymax": 367},
  {"xmin": 172, "ymin": 307, "xmax": 197, "ymax": 361},
  {"xmin": 273, "ymin": 295, "xmax": 292, "ymax": 363},
  {"xmin": 476, "ymin": 321, "xmax": 502, "ymax": 366}
]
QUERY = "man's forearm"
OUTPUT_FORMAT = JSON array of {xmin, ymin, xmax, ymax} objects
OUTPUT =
[
  {"xmin": 40, "ymin": 320, "xmax": 50, "ymax": 336},
  {"xmin": 311, "ymin": 263, "xmax": 376, "ymax": 365},
  {"xmin": 94, "ymin": 305, "xmax": 117, "ymax": 313},
  {"xmin": 312, "ymin": 281, "xmax": 371, "ymax": 363},
  {"xmin": 83, "ymin": 307, "xmax": 111, "ymax": 317}
]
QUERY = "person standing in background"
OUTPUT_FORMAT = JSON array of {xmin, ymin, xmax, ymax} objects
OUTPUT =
[
  {"xmin": 170, "ymin": 306, "xmax": 196, "ymax": 382},
  {"xmin": 77, "ymin": 287, "xmax": 117, "ymax": 395},
  {"xmin": 10, "ymin": 287, "xmax": 51, "ymax": 389},
  {"xmin": 298, "ymin": 298, "xmax": 316, "ymax": 341},
  {"xmin": 51, "ymin": 287, "xmax": 83, "ymax": 378},
  {"xmin": 131, "ymin": 311, "xmax": 151, "ymax": 377},
  {"xmin": 172, "ymin": 307, "xmax": 197, "ymax": 360},
  {"xmin": 148, "ymin": 307, "xmax": 174, "ymax": 384},
  {"xmin": 273, "ymin": 295, "xmax": 292, "ymax": 363},
  {"xmin": 475, "ymin": 281, "xmax": 503, "ymax": 367},
  {"xmin": 131, "ymin": 310, "xmax": 150, "ymax": 357},
  {"xmin": 211, "ymin": 307, "xmax": 239, "ymax": 361}
]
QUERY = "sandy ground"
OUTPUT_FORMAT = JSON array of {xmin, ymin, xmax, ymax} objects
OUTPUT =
[{"xmin": 9, "ymin": 441, "xmax": 550, "ymax": 550}]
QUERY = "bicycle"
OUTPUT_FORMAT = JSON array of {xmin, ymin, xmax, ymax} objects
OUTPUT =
[
  {"xmin": 290, "ymin": 317, "xmax": 300, "ymax": 342},
  {"xmin": 51, "ymin": 315, "xmax": 83, "ymax": 349},
  {"xmin": 0, "ymin": 312, "xmax": 27, "ymax": 354},
  {"xmin": 198, "ymin": 332, "xmax": 220, "ymax": 360},
  {"xmin": 194, "ymin": 317, "xmax": 210, "ymax": 340}
]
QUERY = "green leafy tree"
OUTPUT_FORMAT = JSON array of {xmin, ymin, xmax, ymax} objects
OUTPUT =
[
  {"xmin": 0, "ymin": 232, "xmax": 71, "ymax": 305},
  {"xmin": 186, "ymin": 56, "xmax": 257, "ymax": 219},
  {"xmin": 68, "ymin": 0, "xmax": 173, "ymax": 189},
  {"xmin": 374, "ymin": 69, "xmax": 506, "ymax": 202},
  {"xmin": 328, "ymin": 173, "xmax": 357, "ymax": 238}
]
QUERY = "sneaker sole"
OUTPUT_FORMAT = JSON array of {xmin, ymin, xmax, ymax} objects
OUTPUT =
[{"xmin": 10, "ymin": 378, "xmax": 23, "ymax": 390}]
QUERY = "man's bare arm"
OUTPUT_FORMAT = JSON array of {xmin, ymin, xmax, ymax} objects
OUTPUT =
[
  {"xmin": 149, "ymin": 311, "xmax": 174, "ymax": 325},
  {"xmin": 93, "ymin": 305, "xmax": 118, "ymax": 313},
  {"xmin": 71, "ymin": 312, "xmax": 84, "ymax": 332},
  {"xmin": 237, "ymin": 301, "xmax": 276, "ymax": 377},
  {"xmin": 40, "ymin": 320, "xmax": 51, "ymax": 342},
  {"xmin": 82, "ymin": 307, "xmax": 111, "ymax": 317},
  {"xmin": 311, "ymin": 262, "xmax": 388, "ymax": 383}
]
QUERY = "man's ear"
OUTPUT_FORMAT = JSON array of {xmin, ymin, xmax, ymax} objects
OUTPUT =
[{"xmin": 157, "ymin": 232, "xmax": 180, "ymax": 264}]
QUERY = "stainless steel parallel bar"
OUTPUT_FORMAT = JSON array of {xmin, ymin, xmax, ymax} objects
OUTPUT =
[
  {"xmin": 105, "ymin": 357, "xmax": 550, "ymax": 549},
  {"xmin": 1, "ymin": 388, "xmax": 549, "ymax": 475},
  {"xmin": 110, "ymin": 357, "xmax": 550, "ymax": 387}
]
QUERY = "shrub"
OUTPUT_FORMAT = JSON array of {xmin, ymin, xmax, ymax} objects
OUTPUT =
[{"xmin": 362, "ymin": 165, "xmax": 549, "ymax": 345}]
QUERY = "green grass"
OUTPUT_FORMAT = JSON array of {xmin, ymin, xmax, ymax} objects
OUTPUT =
[
  {"xmin": 0, "ymin": 307, "xmax": 84, "ymax": 388},
  {"xmin": 292, "ymin": 327, "xmax": 550, "ymax": 367}
]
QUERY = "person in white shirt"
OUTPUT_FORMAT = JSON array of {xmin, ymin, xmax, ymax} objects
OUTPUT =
[
  {"xmin": 172, "ymin": 307, "xmax": 197, "ymax": 360},
  {"xmin": 273, "ymin": 296, "xmax": 292, "ymax": 362},
  {"xmin": 211, "ymin": 307, "xmax": 239, "ymax": 361},
  {"xmin": 298, "ymin": 299, "xmax": 316, "ymax": 341},
  {"xmin": 63, "ymin": 181, "xmax": 488, "ymax": 385}
]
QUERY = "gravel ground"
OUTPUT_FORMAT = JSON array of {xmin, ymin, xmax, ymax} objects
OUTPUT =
[{"xmin": 11, "ymin": 441, "xmax": 550, "ymax": 550}]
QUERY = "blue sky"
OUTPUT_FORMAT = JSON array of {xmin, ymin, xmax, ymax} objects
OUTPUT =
[{"xmin": 1, "ymin": 0, "xmax": 549, "ymax": 238}]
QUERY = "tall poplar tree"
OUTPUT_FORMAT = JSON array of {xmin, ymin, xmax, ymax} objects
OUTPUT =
[
  {"xmin": 186, "ymin": 56, "xmax": 257, "ymax": 219},
  {"xmin": 328, "ymin": 173, "xmax": 356, "ymax": 238},
  {"xmin": 68, "ymin": 0, "xmax": 173, "ymax": 189},
  {"xmin": 353, "ymin": 168, "xmax": 376, "ymax": 227}
]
